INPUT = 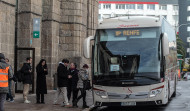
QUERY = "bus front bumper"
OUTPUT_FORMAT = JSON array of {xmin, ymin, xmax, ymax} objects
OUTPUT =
[{"xmin": 95, "ymin": 100, "xmax": 163, "ymax": 107}]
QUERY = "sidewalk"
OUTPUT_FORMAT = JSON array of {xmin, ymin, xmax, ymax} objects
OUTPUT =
[{"xmin": 4, "ymin": 90, "xmax": 93, "ymax": 111}]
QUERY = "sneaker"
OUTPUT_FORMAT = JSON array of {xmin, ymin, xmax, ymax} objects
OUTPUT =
[
  {"xmin": 10, "ymin": 100, "xmax": 14, "ymax": 102},
  {"xmin": 61, "ymin": 102, "xmax": 65, "ymax": 107},
  {"xmin": 24, "ymin": 100, "xmax": 31, "ymax": 104}
]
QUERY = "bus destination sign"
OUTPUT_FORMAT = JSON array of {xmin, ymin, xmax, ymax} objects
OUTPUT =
[{"xmin": 115, "ymin": 30, "xmax": 140, "ymax": 37}]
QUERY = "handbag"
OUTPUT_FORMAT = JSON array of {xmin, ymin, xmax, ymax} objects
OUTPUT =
[{"xmin": 83, "ymin": 80, "xmax": 91, "ymax": 90}]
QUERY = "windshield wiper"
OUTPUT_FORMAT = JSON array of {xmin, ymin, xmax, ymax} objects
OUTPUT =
[{"xmin": 135, "ymin": 75, "xmax": 159, "ymax": 81}]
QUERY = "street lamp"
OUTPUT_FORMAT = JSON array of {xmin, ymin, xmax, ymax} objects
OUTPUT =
[{"xmin": 176, "ymin": 23, "xmax": 190, "ymax": 34}]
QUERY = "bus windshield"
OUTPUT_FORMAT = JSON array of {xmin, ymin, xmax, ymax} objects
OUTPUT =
[{"xmin": 93, "ymin": 27, "xmax": 161, "ymax": 86}]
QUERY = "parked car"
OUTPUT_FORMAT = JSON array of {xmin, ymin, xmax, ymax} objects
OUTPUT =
[{"xmin": 183, "ymin": 72, "xmax": 190, "ymax": 80}]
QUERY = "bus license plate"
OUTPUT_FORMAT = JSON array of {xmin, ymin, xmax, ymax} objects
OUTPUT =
[{"xmin": 121, "ymin": 102, "xmax": 136, "ymax": 106}]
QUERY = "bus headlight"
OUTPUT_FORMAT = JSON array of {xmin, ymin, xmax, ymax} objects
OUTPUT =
[
  {"xmin": 94, "ymin": 88, "xmax": 108, "ymax": 99},
  {"xmin": 149, "ymin": 85, "xmax": 164, "ymax": 98}
]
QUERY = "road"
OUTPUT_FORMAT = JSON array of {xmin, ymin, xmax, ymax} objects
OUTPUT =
[
  {"xmin": 92, "ymin": 80, "xmax": 190, "ymax": 111},
  {"xmin": 4, "ymin": 80, "xmax": 190, "ymax": 111}
]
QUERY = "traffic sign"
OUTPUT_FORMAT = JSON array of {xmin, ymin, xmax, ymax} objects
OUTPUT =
[
  {"xmin": 33, "ymin": 31, "xmax": 40, "ymax": 38},
  {"xmin": 33, "ymin": 18, "xmax": 40, "ymax": 38},
  {"xmin": 33, "ymin": 18, "xmax": 40, "ymax": 31}
]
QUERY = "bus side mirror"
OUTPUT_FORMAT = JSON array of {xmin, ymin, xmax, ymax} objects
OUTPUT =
[
  {"xmin": 84, "ymin": 36, "xmax": 94, "ymax": 58},
  {"xmin": 162, "ymin": 33, "xmax": 169, "ymax": 56}
]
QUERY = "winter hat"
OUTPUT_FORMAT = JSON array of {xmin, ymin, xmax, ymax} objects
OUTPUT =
[{"xmin": 0, "ymin": 53, "xmax": 5, "ymax": 60}]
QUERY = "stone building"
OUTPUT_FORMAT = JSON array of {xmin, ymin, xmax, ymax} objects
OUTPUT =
[
  {"xmin": 0, "ymin": 0, "xmax": 99, "ymax": 92},
  {"xmin": 0, "ymin": 0, "xmax": 15, "ymax": 67}
]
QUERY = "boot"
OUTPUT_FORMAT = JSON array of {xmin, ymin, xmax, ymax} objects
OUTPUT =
[
  {"xmin": 82, "ymin": 105, "xmax": 89, "ymax": 108},
  {"xmin": 36, "ymin": 101, "xmax": 40, "ymax": 104},
  {"xmin": 72, "ymin": 100, "xmax": 78, "ymax": 108},
  {"xmin": 82, "ymin": 101, "xmax": 89, "ymax": 108}
]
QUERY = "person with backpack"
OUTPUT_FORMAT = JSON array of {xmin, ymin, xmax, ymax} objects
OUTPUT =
[
  {"xmin": 21, "ymin": 57, "xmax": 32, "ymax": 104},
  {"xmin": 0, "ymin": 53, "xmax": 13, "ymax": 111}
]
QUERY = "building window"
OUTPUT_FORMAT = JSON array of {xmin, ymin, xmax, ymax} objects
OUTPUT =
[
  {"xmin": 173, "ymin": 15, "xmax": 179, "ymax": 21},
  {"xmin": 163, "ymin": 15, "xmax": 167, "ymax": 19},
  {"xmin": 159, "ymin": 5, "xmax": 167, "ymax": 10},
  {"xmin": 188, "ymin": 6, "xmax": 190, "ymax": 11},
  {"xmin": 98, "ymin": 14, "xmax": 101, "ymax": 20},
  {"xmin": 116, "ymin": 14, "xmax": 125, "ymax": 17},
  {"xmin": 103, "ymin": 4, "xmax": 111, "ymax": 9},
  {"xmin": 187, "ymin": 16, "xmax": 190, "ymax": 21},
  {"xmin": 147, "ymin": 4, "xmax": 155, "ymax": 10},
  {"xmin": 116, "ymin": 4, "xmax": 125, "ymax": 9},
  {"xmin": 103, "ymin": 14, "xmax": 111, "ymax": 18},
  {"xmin": 147, "ymin": 15, "xmax": 155, "ymax": 17},
  {"xmin": 99, "ymin": 4, "xmax": 101, "ymax": 9},
  {"xmin": 173, "ymin": 5, "xmax": 179, "ymax": 11},
  {"xmin": 126, "ymin": 4, "xmax": 135, "ymax": 9},
  {"xmin": 137, "ymin": 4, "xmax": 143, "ymax": 10},
  {"xmin": 187, "ymin": 26, "xmax": 190, "ymax": 32}
]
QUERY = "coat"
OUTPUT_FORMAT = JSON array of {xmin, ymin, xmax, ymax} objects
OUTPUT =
[
  {"xmin": 68, "ymin": 68, "xmax": 79, "ymax": 90},
  {"xmin": 36, "ymin": 64, "xmax": 48, "ymax": 94},
  {"xmin": 77, "ymin": 68, "xmax": 89, "ymax": 88},
  {"xmin": 57, "ymin": 62, "xmax": 69, "ymax": 87},
  {"xmin": 0, "ymin": 59, "xmax": 13, "ymax": 93},
  {"xmin": 21, "ymin": 63, "xmax": 32, "ymax": 84}
]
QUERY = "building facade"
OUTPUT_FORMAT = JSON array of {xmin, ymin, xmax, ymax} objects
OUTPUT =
[
  {"xmin": 0, "ymin": 0, "xmax": 99, "ymax": 92},
  {"xmin": 179, "ymin": 0, "xmax": 190, "ymax": 57},
  {"xmin": 0, "ymin": 0, "xmax": 15, "ymax": 67},
  {"xmin": 99, "ymin": 0, "xmax": 178, "ymax": 28}
]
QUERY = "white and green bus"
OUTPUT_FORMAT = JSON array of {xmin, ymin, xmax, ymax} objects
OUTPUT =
[{"xmin": 84, "ymin": 16, "xmax": 177, "ymax": 107}]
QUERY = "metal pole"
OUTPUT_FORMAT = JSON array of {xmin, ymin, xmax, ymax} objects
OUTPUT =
[
  {"xmin": 189, "ymin": 42, "xmax": 190, "ymax": 58},
  {"xmin": 14, "ymin": 0, "xmax": 18, "ymax": 73},
  {"xmin": 14, "ymin": 0, "xmax": 18, "ymax": 93}
]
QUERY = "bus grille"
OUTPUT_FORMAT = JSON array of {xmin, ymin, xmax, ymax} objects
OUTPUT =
[{"xmin": 107, "ymin": 92, "xmax": 149, "ymax": 99}]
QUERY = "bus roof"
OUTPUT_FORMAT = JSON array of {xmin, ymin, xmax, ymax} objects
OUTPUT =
[{"xmin": 98, "ymin": 16, "xmax": 162, "ymax": 29}]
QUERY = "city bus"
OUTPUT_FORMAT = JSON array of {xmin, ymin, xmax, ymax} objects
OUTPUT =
[{"xmin": 84, "ymin": 16, "xmax": 177, "ymax": 107}]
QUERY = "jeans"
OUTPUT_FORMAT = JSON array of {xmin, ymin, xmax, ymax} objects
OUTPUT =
[
  {"xmin": 0, "ymin": 93, "xmax": 6, "ymax": 111},
  {"xmin": 72, "ymin": 88, "xmax": 78, "ymax": 103},
  {"xmin": 6, "ymin": 80, "xmax": 13, "ymax": 101},
  {"xmin": 76, "ymin": 88, "xmax": 87, "ymax": 106},
  {"xmin": 67, "ymin": 85, "xmax": 72, "ymax": 101}
]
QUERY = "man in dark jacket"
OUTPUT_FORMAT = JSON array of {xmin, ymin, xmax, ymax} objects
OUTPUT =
[
  {"xmin": 67, "ymin": 63, "xmax": 79, "ymax": 106},
  {"xmin": 53, "ymin": 59, "xmax": 71, "ymax": 107},
  {"xmin": 0, "ymin": 53, "xmax": 13, "ymax": 111},
  {"xmin": 21, "ymin": 57, "xmax": 32, "ymax": 104}
]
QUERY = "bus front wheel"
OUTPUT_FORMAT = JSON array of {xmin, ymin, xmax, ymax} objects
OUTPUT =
[{"xmin": 172, "ymin": 77, "xmax": 177, "ymax": 97}]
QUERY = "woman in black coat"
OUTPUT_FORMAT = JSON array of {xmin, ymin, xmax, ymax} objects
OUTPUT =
[{"xmin": 36, "ymin": 59, "xmax": 48, "ymax": 104}]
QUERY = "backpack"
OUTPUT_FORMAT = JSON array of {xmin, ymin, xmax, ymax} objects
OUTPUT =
[{"xmin": 15, "ymin": 70, "xmax": 24, "ymax": 82}]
